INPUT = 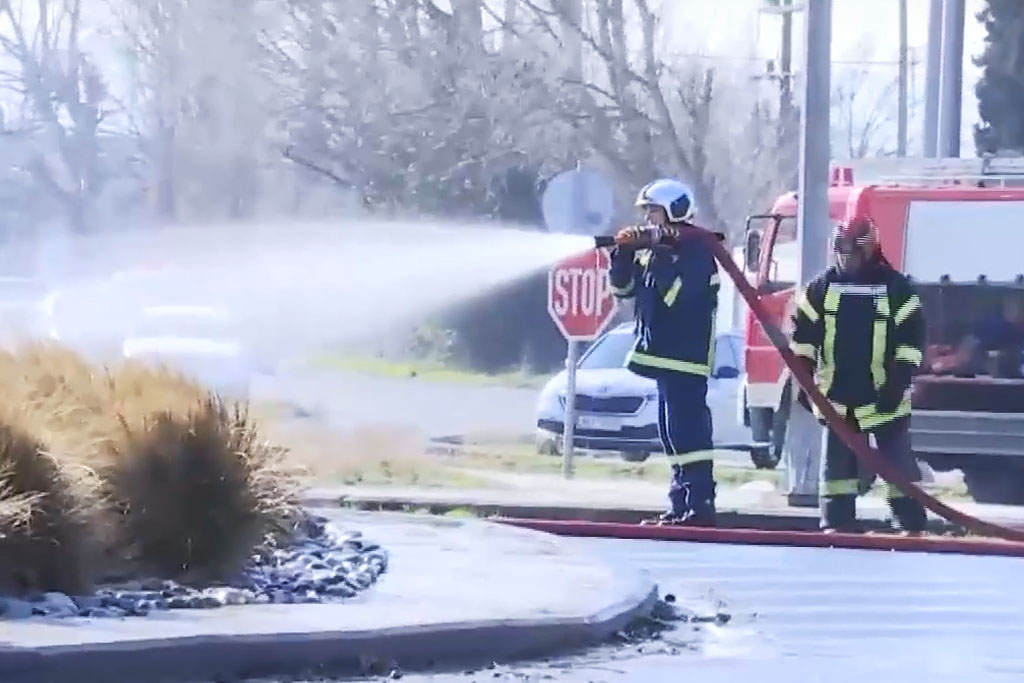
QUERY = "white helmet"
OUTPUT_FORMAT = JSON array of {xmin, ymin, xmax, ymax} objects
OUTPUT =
[{"xmin": 634, "ymin": 178, "xmax": 695, "ymax": 223}]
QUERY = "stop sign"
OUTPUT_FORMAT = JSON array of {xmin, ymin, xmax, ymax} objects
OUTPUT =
[{"xmin": 547, "ymin": 249, "xmax": 619, "ymax": 340}]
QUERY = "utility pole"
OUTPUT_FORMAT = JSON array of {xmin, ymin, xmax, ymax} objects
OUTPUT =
[
  {"xmin": 785, "ymin": 0, "xmax": 831, "ymax": 508},
  {"xmin": 563, "ymin": 0, "xmax": 585, "ymax": 479},
  {"xmin": 898, "ymin": 0, "xmax": 908, "ymax": 156},
  {"xmin": 779, "ymin": 0, "xmax": 793, "ymax": 118},
  {"xmin": 923, "ymin": 0, "xmax": 943, "ymax": 157},
  {"xmin": 758, "ymin": 0, "xmax": 799, "ymax": 189},
  {"xmin": 938, "ymin": 0, "xmax": 966, "ymax": 157}
]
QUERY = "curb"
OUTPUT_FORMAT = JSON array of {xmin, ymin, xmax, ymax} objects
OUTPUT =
[
  {"xmin": 0, "ymin": 524, "xmax": 657, "ymax": 683},
  {"xmin": 306, "ymin": 493, "xmax": 972, "ymax": 535}
]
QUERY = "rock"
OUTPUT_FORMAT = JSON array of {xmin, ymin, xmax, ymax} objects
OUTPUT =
[
  {"xmin": 205, "ymin": 588, "xmax": 251, "ymax": 606},
  {"xmin": 74, "ymin": 596, "xmax": 103, "ymax": 612},
  {"xmin": 41, "ymin": 592, "xmax": 78, "ymax": 617},
  {"xmin": 0, "ymin": 599, "xmax": 34, "ymax": 619},
  {"xmin": 167, "ymin": 596, "xmax": 191, "ymax": 609},
  {"xmin": 348, "ymin": 572, "xmax": 374, "ymax": 590},
  {"xmin": 325, "ymin": 583, "xmax": 356, "ymax": 598},
  {"xmin": 161, "ymin": 581, "xmax": 188, "ymax": 597},
  {"xmin": 271, "ymin": 590, "xmax": 293, "ymax": 604},
  {"xmin": 199, "ymin": 596, "xmax": 221, "ymax": 609},
  {"xmin": 127, "ymin": 603, "xmax": 150, "ymax": 617}
]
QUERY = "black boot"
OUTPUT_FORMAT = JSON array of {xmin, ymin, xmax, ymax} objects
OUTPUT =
[
  {"xmin": 888, "ymin": 497, "xmax": 927, "ymax": 535},
  {"xmin": 820, "ymin": 495, "xmax": 862, "ymax": 533}
]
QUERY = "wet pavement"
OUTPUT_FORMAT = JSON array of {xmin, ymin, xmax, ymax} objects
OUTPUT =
[{"xmin": 347, "ymin": 537, "xmax": 1024, "ymax": 682}]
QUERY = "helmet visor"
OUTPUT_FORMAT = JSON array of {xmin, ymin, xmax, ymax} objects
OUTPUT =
[{"xmin": 833, "ymin": 234, "xmax": 860, "ymax": 255}]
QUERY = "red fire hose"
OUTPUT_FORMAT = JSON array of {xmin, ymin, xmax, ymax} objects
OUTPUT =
[{"xmin": 701, "ymin": 229, "xmax": 1024, "ymax": 543}]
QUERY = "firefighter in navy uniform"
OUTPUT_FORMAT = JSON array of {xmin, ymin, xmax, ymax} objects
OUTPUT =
[
  {"xmin": 607, "ymin": 179, "xmax": 721, "ymax": 526},
  {"xmin": 789, "ymin": 217, "xmax": 928, "ymax": 535}
]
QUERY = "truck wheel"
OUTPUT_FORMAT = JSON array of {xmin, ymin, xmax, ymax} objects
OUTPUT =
[
  {"xmin": 750, "ymin": 446, "xmax": 780, "ymax": 470},
  {"xmin": 536, "ymin": 435, "xmax": 559, "ymax": 456},
  {"xmin": 764, "ymin": 379, "xmax": 792, "ymax": 469},
  {"xmin": 748, "ymin": 390, "xmax": 788, "ymax": 470},
  {"xmin": 962, "ymin": 465, "xmax": 1024, "ymax": 505},
  {"xmin": 620, "ymin": 450, "xmax": 651, "ymax": 463}
]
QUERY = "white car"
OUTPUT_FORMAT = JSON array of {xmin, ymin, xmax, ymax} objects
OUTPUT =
[
  {"xmin": 535, "ymin": 323, "xmax": 749, "ymax": 463},
  {"xmin": 120, "ymin": 305, "xmax": 254, "ymax": 402},
  {"xmin": 43, "ymin": 268, "xmax": 256, "ymax": 402},
  {"xmin": 0, "ymin": 276, "xmax": 58, "ymax": 348}
]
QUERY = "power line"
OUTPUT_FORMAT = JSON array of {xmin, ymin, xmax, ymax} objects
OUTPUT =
[{"xmin": 664, "ymin": 51, "xmax": 913, "ymax": 68}]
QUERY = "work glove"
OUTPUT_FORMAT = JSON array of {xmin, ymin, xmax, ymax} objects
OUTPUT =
[
  {"xmin": 614, "ymin": 225, "xmax": 648, "ymax": 247},
  {"xmin": 875, "ymin": 382, "xmax": 907, "ymax": 415},
  {"xmin": 876, "ymin": 364, "xmax": 912, "ymax": 415}
]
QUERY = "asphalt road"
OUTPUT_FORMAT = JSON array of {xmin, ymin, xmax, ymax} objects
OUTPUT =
[{"xmin": 349, "ymin": 538, "xmax": 1024, "ymax": 683}]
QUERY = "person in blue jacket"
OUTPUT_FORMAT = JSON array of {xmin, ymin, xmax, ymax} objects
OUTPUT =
[{"xmin": 607, "ymin": 179, "xmax": 721, "ymax": 526}]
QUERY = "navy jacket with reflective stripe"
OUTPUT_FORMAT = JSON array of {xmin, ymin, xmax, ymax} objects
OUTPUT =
[
  {"xmin": 790, "ymin": 261, "xmax": 925, "ymax": 417},
  {"xmin": 608, "ymin": 236, "xmax": 719, "ymax": 380}
]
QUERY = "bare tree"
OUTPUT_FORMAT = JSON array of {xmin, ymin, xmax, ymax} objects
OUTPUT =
[
  {"xmin": 497, "ymin": 0, "xmax": 793, "ymax": 236},
  {"xmin": 106, "ymin": 0, "xmax": 275, "ymax": 222},
  {"xmin": 0, "ymin": 0, "xmax": 799, "ymax": 239},
  {"xmin": 831, "ymin": 66, "xmax": 901, "ymax": 159},
  {"xmin": 829, "ymin": 40, "xmax": 910, "ymax": 160},
  {"xmin": 264, "ymin": 0, "xmax": 576, "ymax": 217},
  {"xmin": 0, "ymin": 0, "xmax": 113, "ymax": 233}
]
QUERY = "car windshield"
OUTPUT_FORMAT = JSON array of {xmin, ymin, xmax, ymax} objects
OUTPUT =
[{"xmin": 579, "ymin": 331, "xmax": 634, "ymax": 370}]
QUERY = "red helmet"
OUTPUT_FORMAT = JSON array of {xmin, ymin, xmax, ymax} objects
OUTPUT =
[{"xmin": 833, "ymin": 218, "xmax": 880, "ymax": 257}]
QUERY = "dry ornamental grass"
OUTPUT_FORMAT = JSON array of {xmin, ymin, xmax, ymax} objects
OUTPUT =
[{"xmin": 0, "ymin": 343, "xmax": 301, "ymax": 595}]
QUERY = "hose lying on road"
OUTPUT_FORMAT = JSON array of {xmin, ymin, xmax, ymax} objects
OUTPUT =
[
  {"xmin": 498, "ymin": 518, "xmax": 1024, "ymax": 557},
  {"xmin": 697, "ymin": 227, "xmax": 1024, "ymax": 543}
]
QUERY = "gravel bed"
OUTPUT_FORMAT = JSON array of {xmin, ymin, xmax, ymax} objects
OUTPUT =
[{"xmin": 0, "ymin": 514, "xmax": 388, "ymax": 619}]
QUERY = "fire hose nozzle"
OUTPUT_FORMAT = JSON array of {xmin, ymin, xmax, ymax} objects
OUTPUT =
[{"xmin": 593, "ymin": 236, "xmax": 617, "ymax": 249}]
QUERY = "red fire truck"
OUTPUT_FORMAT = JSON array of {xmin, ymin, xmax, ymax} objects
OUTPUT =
[{"xmin": 738, "ymin": 157, "xmax": 1024, "ymax": 505}]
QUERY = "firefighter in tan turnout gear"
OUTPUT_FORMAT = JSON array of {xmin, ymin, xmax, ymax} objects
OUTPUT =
[{"xmin": 789, "ymin": 218, "xmax": 928, "ymax": 534}]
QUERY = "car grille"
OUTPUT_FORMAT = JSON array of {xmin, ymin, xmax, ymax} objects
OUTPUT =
[
  {"xmin": 537, "ymin": 419, "xmax": 659, "ymax": 439},
  {"xmin": 560, "ymin": 394, "xmax": 645, "ymax": 414}
]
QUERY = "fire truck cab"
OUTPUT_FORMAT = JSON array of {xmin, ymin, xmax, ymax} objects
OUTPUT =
[{"xmin": 739, "ymin": 157, "xmax": 1024, "ymax": 505}]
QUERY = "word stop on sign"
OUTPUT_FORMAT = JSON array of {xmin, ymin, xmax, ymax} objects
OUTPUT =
[{"xmin": 550, "ymin": 266, "xmax": 613, "ymax": 319}]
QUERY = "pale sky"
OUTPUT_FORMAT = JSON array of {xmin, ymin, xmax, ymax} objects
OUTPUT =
[{"xmin": 660, "ymin": 0, "xmax": 987, "ymax": 156}]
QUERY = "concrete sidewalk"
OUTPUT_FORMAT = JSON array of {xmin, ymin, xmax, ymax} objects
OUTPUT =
[
  {"xmin": 303, "ymin": 471, "xmax": 1024, "ymax": 533},
  {"xmin": 0, "ymin": 509, "xmax": 656, "ymax": 683}
]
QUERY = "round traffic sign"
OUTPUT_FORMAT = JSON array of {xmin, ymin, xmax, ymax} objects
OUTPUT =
[
  {"xmin": 541, "ymin": 168, "xmax": 616, "ymax": 235},
  {"xmin": 547, "ymin": 249, "xmax": 618, "ymax": 340}
]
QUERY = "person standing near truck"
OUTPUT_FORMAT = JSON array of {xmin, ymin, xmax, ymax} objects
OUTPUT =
[
  {"xmin": 607, "ymin": 179, "xmax": 721, "ymax": 526},
  {"xmin": 789, "ymin": 217, "xmax": 928, "ymax": 535}
]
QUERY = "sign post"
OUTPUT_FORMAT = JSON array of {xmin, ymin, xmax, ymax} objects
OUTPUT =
[{"xmin": 547, "ymin": 249, "xmax": 618, "ymax": 478}]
